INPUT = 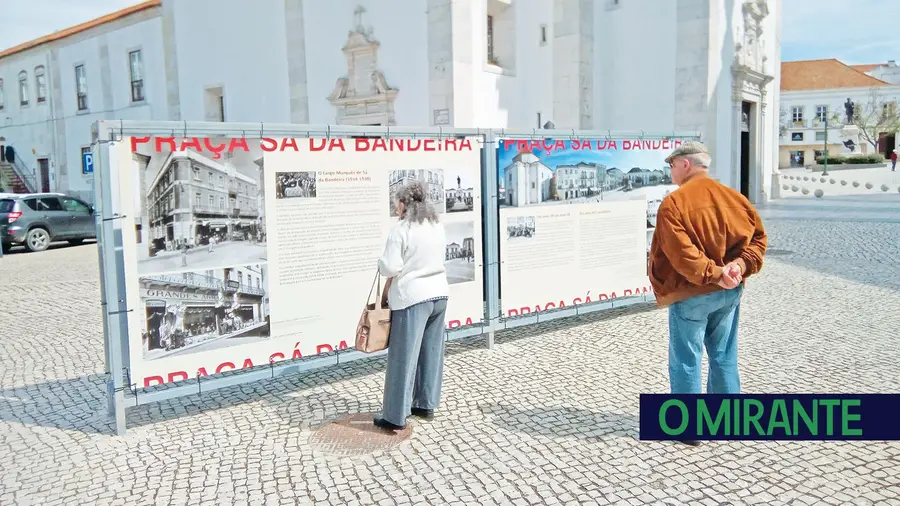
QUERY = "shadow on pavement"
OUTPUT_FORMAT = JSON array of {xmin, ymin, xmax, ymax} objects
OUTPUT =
[
  {"xmin": 479, "ymin": 402, "xmax": 639, "ymax": 441},
  {"xmin": 0, "ymin": 373, "xmax": 113, "ymax": 435},
  {"xmin": 0, "ymin": 302, "xmax": 658, "ymax": 436}
]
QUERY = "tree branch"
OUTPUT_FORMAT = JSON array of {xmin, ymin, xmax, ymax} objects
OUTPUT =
[{"xmin": 851, "ymin": 88, "xmax": 900, "ymax": 150}]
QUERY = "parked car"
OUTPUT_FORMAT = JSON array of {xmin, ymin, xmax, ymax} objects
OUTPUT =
[{"xmin": 0, "ymin": 193, "xmax": 96, "ymax": 253}]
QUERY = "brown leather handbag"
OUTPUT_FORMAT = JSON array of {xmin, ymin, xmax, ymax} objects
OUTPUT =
[{"xmin": 355, "ymin": 272, "xmax": 392, "ymax": 353}]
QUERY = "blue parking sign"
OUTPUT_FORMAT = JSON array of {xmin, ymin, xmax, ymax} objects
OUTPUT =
[{"xmin": 83, "ymin": 151, "xmax": 94, "ymax": 174}]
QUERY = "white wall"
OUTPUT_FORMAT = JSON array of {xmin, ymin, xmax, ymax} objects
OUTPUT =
[
  {"xmin": 171, "ymin": 0, "xmax": 291, "ymax": 123},
  {"xmin": 592, "ymin": 0, "xmax": 678, "ymax": 132},
  {"xmin": 0, "ymin": 48, "xmax": 56, "ymax": 188},
  {"xmin": 868, "ymin": 64, "xmax": 900, "ymax": 85},
  {"xmin": 57, "ymin": 17, "xmax": 168, "ymax": 200},
  {"xmin": 708, "ymin": 0, "xmax": 736, "ymax": 188},
  {"xmin": 765, "ymin": 0, "xmax": 781, "ymax": 197},
  {"xmin": 466, "ymin": 0, "xmax": 553, "ymax": 129},
  {"xmin": 302, "ymin": 0, "xmax": 430, "ymax": 126}
]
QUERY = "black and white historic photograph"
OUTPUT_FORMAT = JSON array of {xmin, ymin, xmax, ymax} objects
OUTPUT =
[
  {"xmin": 132, "ymin": 138, "xmax": 268, "ymax": 276},
  {"xmin": 647, "ymin": 197, "xmax": 662, "ymax": 229},
  {"xmin": 444, "ymin": 169, "xmax": 476, "ymax": 213},
  {"xmin": 388, "ymin": 169, "xmax": 445, "ymax": 215},
  {"xmin": 139, "ymin": 264, "xmax": 271, "ymax": 361},
  {"xmin": 444, "ymin": 220, "xmax": 476, "ymax": 285},
  {"xmin": 275, "ymin": 171, "xmax": 317, "ymax": 199},
  {"xmin": 506, "ymin": 216, "xmax": 536, "ymax": 239}
]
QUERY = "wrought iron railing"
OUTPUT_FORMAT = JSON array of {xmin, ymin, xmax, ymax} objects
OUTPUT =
[
  {"xmin": 11, "ymin": 155, "xmax": 38, "ymax": 193},
  {"xmin": 2, "ymin": 145, "xmax": 39, "ymax": 193}
]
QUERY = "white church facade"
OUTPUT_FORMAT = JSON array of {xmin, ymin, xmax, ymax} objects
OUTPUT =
[{"xmin": 0, "ymin": 0, "xmax": 780, "ymax": 204}]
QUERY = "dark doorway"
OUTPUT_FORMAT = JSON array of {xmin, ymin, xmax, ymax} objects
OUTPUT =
[
  {"xmin": 38, "ymin": 158, "xmax": 50, "ymax": 193},
  {"xmin": 739, "ymin": 102, "xmax": 752, "ymax": 198},
  {"xmin": 881, "ymin": 133, "xmax": 896, "ymax": 158}
]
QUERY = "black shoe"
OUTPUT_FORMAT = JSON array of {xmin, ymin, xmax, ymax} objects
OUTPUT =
[
  {"xmin": 410, "ymin": 407, "xmax": 435, "ymax": 421},
  {"xmin": 373, "ymin": 417, "xmax": 406, "ymax": 431},
  {"xmin": 679, "ymin": 440, "xmax": 702, "ymax": 447}
]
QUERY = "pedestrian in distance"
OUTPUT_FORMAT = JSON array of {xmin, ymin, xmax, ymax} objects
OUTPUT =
[
  {"xmin": 648, "ymin": 141, "xmax": 768, "ymax": 444},
  {"xmin": 891, "ymin": 149, "xmax": 897, "ymax": 171},
  {"xmin": 374, "ymin": 181, "xmax": 450, "ymax": 431},
  {"xmin": 180, "ymin": 241, "xmax": 189, "ymax": 267}
]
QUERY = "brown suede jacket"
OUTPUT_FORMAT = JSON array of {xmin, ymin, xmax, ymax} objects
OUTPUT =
[{"xmin": 648, "ymin": 173, "xmax": 768, "ymax": 307}]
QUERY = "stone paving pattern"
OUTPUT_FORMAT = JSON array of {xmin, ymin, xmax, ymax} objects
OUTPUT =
[{"xmin": 1, "ymin": 200, "xmax": 900, "ymax": 505}]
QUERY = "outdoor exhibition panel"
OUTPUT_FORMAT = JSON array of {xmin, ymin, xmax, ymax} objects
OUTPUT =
[
  {"xmin": 91, "ymin": 120, "xmax": 701, "ymax": 435},
  {"xmin": 495, "ymin": 138, "xmax": 681, "ymax": 316},
  {"xmin": 111, "ymin": 134, "xmax": 485, "ymax": 389}
]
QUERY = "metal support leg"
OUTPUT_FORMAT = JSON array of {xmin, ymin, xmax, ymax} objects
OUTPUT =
[
  {"xmin": 481, "ymin": 132, "xmax": 501, "ymax": 350},
  {"xmin": 96, "ymin": 139, "xmax": 128, "ymax": 436}
]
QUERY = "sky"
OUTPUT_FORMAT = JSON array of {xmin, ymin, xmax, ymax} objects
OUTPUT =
[{"xmin": 780, "ymin": 0, "xmax": 900, "ymax": 64}]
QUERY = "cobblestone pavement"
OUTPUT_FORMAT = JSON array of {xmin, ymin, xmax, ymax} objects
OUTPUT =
[{"xmin": 2, "ymin": 200, "xmax": 900, "ymax": 506}]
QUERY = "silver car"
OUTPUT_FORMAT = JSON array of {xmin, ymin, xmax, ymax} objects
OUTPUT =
[{"xmin": 0, "ymin": 192, "xmax": 96, "ymax": 253}]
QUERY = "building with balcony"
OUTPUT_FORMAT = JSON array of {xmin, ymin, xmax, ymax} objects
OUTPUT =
[
  {"xmin": 139, "ymin": 264, "xmax": 269, "ymax": 354},
  {"xmin": 145, "ymin": 150, "xmax": 261, "ymax": 255},
  {"xmin": 779, "ymin": 59, "xmax": 900, "ymax": 168},
  {"xmin": 554, "ymin": 162, "xmax": 608, "ymax": 199}
]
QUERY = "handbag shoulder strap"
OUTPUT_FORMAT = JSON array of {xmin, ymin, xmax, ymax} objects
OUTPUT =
[{"xmin": 365, "ymin": 271, "xmax": 381, "ymax": 305}]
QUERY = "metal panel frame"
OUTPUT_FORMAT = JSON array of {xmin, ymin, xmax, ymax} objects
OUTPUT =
[{"xmin": 93, "ymin": 120, "xmax": 700, "ymax": 435}]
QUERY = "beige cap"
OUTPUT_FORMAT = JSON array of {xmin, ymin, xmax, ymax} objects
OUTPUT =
[{"xmin": 664, "ymin": 140, "xmax": 710, "ymax": 164}]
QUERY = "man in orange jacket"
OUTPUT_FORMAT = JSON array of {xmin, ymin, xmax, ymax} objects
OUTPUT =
[{"xmin": 649, "ymin": 141, "xmax": 768, "ymax": 406}]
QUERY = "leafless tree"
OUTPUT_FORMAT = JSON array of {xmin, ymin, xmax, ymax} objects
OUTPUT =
[{"xmin": 851, "ymin": 89, "xmax": 900, "ymax": 151}]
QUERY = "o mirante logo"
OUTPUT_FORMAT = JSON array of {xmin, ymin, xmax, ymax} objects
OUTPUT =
[{"xmin": 639, "ymin": 394, "xmax": 899, "ymax": 441}]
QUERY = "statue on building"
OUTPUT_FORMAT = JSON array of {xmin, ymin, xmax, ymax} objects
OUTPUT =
[
  {"xmin": 371, "ymin": 71, "xmax": 390, "ymax": 94},
  {"xmin": 735, "ymin": 0, "xmax": 769, "ymax": 72},
  {"xmin": 844, "ymin": 98, "xmax": 855, "ymax": 124},
  {"xmin": 328, "ymin": 4, "xmax": 399, "ymax": 125}
]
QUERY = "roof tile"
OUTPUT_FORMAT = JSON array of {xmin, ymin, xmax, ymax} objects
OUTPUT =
[{"xmin": 781, "ymin": 59, "xmax": 888, "ymax": 92}]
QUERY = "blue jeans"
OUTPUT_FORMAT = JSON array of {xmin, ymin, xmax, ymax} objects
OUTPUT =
[
  {"xmin": 381, "ymin": 298, "xmax": 448, "ymax": 426},
  {"xmin": 668, "ymin": 285, "xmax": 744, "ymax": 394}
]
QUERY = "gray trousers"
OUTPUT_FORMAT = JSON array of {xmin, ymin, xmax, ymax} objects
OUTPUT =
[{"xmin": 381, "ymin": 297, "xmax": 448, "ymax": 426}]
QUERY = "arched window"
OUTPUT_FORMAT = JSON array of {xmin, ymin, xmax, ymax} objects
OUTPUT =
[
  {"xmin": 17, "ymin": 71, "xmax": 28, "ymax": 106},
  {"xmin": 34, "ymin": 65, "xmax": 47, "ymax": 103}
]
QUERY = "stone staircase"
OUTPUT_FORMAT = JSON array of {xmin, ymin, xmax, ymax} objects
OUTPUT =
[{"xmin": 0, "ymin": 161, "xmax": 32, "ymax": 194}]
